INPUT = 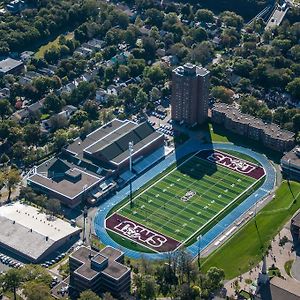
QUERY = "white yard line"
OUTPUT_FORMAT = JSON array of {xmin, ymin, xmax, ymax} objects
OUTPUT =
[
  {"xmin": 160, "ymin": 164, "xmax": 235, "ymax": 237},
  {"xmin": 181, "ymin": 175, "xmax": 263, "ymax": 245},
  {"xmin": 107, "ymin": 149, "xmax": 266, "ymax": 248}
]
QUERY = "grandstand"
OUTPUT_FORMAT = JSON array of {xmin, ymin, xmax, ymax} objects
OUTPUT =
[{"xmin": 28, "ymin": 119, "xmax": 164, "ymax": 207}]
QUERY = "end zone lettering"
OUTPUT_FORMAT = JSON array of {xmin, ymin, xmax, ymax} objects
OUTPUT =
[
  {"xmin": 207, "ymin": 152, "xmax": 255, "ymax": 174},
  {"xmin": 196, "ymin": 150, "xmax": 265, "ymax": 180},
  {"xmin": 114, "ymin": 220, "xmax": 167, "ymax": 248},
  {"xmin": 106, "ymin": 213, "xmax": 181, "ymax": 252}
]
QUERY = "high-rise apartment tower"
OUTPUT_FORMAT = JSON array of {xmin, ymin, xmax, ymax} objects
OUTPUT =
[{"xmin": 171, "ymin": 63, "xmax": 210, "ymax": 126}]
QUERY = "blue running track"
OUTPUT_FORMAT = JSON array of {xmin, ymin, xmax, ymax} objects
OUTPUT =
[{"xmin": 94, "ymin": 140, "xmax": 276, "ymax": 260}]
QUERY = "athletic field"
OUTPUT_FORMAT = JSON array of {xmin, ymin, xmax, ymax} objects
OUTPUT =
[{"xmin": 106, "ymin": 150, "xmax": 265, "ymax": 253}]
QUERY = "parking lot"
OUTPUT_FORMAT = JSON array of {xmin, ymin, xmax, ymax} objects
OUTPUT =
[{"xmin": 0, "ymin": 253, "xmax": 24, "ymax": 273}]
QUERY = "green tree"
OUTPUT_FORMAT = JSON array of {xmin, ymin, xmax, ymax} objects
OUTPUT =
[
  {"xmin": 135, "ymin": 90, "xmax": 148, "ymax": 108},
  {"xmin": 79, "ymin": 290, "xmax": 101, "ymax": 300},
  {"xmin": 2, "ymin": 268, "xmax": 23, "ymax": 300},
  {"xmin": 220, "ymin": 11, "xmax": 244, "ymax": 30},
  {"xmin": 24, "ymin": 124, "xmax": 42, "ymax": 145},
  {"xmin": 0, "ymin": 99, "xmax": 12, "ymax": 120},
  {"xmin": 195, "ymin": 9, "xmax": 214, "ymax": 23},
  {"xmin": 0, "ymin": 153, "xmax": 9, "ymax": 164},
  {"xmin": 211, "ymin": 86, "xmax": 234, "ymax": 104},
  {"xmin": 21, "ymin": 265, "xmax": 52, "ymax": 285},
  {"xmin": 206, "ymin": 267, "xmax": 225, "ymax": 292},
  {"xmin": 287, "ymin": 78, "xmax": 300, "ymax": 101},
  {"xmin": 83, "ymin": 100, "xmax": 99, "ymax": 120},
  {"xmin": 150, "ymin": 87, "xmax": 161, "ymax": 101},
  {"xmin": 3, "ymin": 168, "xmax": 21, "ymax": 200},
  {"xmin": 192, "ymin": 28, "xmax": 207, "ymax": 43},
  {"xmin": 44, "ymin": 93, "xmax": 65, "ymax": 113},
  {"xmin": 46, "ymin": 198, "xmax": 61, "ymax": 215},
  {"xmin": 118, "ymin": 65, "xmax": 130, "ymax": 81},
  {"xmin": 293, "ymin": 114, "xmax": 300, "ymax": 132},
  {"xmin": 143, "ymin": 65, "xmax": 166, "ymax": 85},
  {"xmin": 70, "ymin": 110, "xmax": 88, "ymax": 127},
  {"xmin": 23, "ymin": 281, "xmax": 52, "ymax": 300},
  {"xmin": 145, "ymin": 8, "xmax": 164, "ymax": 27}
]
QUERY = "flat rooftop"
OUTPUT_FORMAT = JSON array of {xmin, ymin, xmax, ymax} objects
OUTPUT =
[
  {"xmin": 66, "ymin": 119, "xmax": 163, "ymax": 166},
  {"xmin": 0, "ymin": 58, "xmax": 23, "ymax": 74},
  {"xmin": 71, "ymin": 246, "xmax": 129, "ymax": 281},
  {"xmin": 28, "ymin": 158, "xmax": 103, "ymax": 199},
  {"xmin": 213, "ymin": 103, "xmax": 295, "ymax": 141},
  {"xmin": 270, "ymin": 276, "xmax": 300, "ymax": 300},
  {"xmin": 281, "ymin": 147, "xmax": 300, "ymax": 167},
  {"xmin": 0, "ymin": 202, "xmax": 80, "ymax": 261},
  {"xmin": 173, "ymin": 63, "xmax": 209, "ymax": 77}
]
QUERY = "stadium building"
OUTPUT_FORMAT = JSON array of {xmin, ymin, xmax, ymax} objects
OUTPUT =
[
  {"xmin": 27, "ymin": 119, "xmax": 165, "ymax": 207},
  {"xmin": 0, "ymin": 202, "xmax": 81, "ymax": 263}
]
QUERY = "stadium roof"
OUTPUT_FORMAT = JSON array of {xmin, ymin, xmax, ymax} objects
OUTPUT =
[
  {"xmin": 66, "ymin": 119, "xmax": 163, "ymax": 166},
  {"xmin": 0, "ymin": 202, "xmax": 81, "ymax": 261}
]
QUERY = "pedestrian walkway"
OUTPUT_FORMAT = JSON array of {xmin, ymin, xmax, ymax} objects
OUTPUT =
[
  {"xmin": 94, "ymin": 140, "xmax": 276, "ymax": 260},
  {"xmin": 224, "ymin": 222, "xmax": 298, "ymax": 297}
]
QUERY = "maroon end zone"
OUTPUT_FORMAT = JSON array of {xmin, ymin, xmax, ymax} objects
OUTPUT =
[
  {"xmin": 106, "ymin": 213, "xmax": 182, "ymax": 252},
  {"xmin": 196, "ymin": 150, "xmax": 265, "ymax": 180}
]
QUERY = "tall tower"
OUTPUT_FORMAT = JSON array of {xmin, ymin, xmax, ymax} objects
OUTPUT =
[{"xmin": 171, "ymin": 63, "xmax": 210, "ymax": 126}]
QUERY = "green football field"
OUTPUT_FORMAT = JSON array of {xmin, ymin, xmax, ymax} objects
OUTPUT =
[{"xmin": 115, "ymin": 153, "xmax": 258, "ymax": 243}]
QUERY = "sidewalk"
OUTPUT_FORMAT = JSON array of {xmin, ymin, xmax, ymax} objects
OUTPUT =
[{"xmin": 224, "ymin": 220, "xmax": 298, "ymax": 297}]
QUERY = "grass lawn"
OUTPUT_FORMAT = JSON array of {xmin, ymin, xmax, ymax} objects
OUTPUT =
[
  {"xmin": 284, "ymin": 259, "xmax": 294, "ymax": 277},
  {"xmin": 206, "ymin": 123, "xmax": 282, "ymax": 163},
  {"xmin": 207, "ymin": 123, "xmax": 230, "ymax": 143},
  {"xmin": 35, "ymin": 32, "xmax": 73, "ymax": 59},
  {"xmin": 110, "ymin": 149, "xmax": 263, "ymax": 254},
  {"xmin": 202, "ymin": 181, "xmax": 300, "ymax": 279}
]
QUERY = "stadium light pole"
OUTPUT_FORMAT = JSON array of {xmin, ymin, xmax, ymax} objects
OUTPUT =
[
  {"xmin": 197, "ymin": 234, "xmax": 202, "ymax": 270},
  {"xmin": 197, "ymin": 234, "xmax": 202, "ymax": 298},
  {"xmin": 129, "ymin": 141, "xmax": 134, "ymax": 209}
]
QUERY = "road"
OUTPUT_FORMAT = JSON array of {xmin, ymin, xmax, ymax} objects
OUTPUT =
[{"xmin": 266, "ymin": 5, "xmax": 289, "ymax": 30}]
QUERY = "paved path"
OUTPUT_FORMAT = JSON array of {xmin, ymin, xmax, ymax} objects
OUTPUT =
[
  {"xmin": 224, "ymin": 221, "xmax": 298, "ymax": 297},
  {"xmin": 94, "ymin": 140, "xmax": 276, "ymax": 260}
]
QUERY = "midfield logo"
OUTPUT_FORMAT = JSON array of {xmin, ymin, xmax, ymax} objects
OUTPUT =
[
  {"xmin": 114, "ymin": 220, "xmax": 168, "ymax": 248},
  {"xmin": 207, "ymin": 152, "xmax": 256, "ymax": 174}
]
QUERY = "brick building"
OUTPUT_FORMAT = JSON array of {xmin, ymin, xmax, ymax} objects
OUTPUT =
[
  {"xmin": 171, "ymin": 63, "xmax": 210, "ymax": 126},
  {"xmin": 211, "ymin": 103, "xmax": 295, "ymax": 152}
]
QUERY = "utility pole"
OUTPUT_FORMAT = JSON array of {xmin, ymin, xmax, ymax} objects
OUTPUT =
[{"xmin": 129, "ymin": 141, "xmax": 134, "ymax": 209}]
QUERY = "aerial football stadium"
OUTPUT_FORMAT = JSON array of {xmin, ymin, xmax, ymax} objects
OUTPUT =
[{"xmin": 104, "ymin": 149, "xmax": 266, "ymax": 253}]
